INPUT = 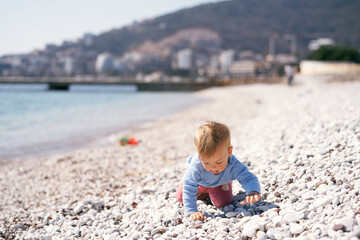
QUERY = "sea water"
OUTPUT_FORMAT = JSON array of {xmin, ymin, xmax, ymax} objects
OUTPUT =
[{"xmin": 0, "ymin": 83, "xmax": 206, "ymax": 161}]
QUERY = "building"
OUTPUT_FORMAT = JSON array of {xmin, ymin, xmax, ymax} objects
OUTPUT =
[
  {"xmin": 95, "ymin": 53, "xmax": 114, "ymax": 73},
  {"xmin": 219, "ymin": 50, "xmax": 235, "ymax": 75},
  {"xmin": 0, "ymin": 63, "xmax": 11, "ymax": 76},
  {"xmin": 275, "ymin": 54, "xmax": 297, "ymax": 64},
  {"xmin": 176, "ymin": 49, "xmax": 192, "ymax": 69},
  {"xmin": 205, "ymin": 55, "xmax": 220, "ymax": 77},
  {"xmin": 122, "ymin": 51, "xmax": 143, "ymax": 63},
  {"xmin": 64, "ymin": 57, "xmax": 74, "ymax": 75},
  {"xmin": 230, "ymin": 61, "xmax": 257, "ymax": 77},
  {"xmin": 113, "ymin": 58, "xmax": 125, "ymax": 72},
  {"xmin": 239, "ymin": 51, "xmax": 264, "ymax": 61}
]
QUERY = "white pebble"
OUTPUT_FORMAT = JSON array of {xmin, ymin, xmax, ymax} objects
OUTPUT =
[{"xmin": 290, "ymin": 223, "xmax": 305, "ymax": 235}]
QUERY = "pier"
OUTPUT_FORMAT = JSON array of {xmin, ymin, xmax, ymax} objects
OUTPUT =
[{"xmin": 0, "ymin": 76, "xmax": 217, "ymax": 91}]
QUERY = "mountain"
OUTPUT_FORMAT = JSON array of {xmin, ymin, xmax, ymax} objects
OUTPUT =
[
  {"xmin": 91, "ymin": 0, "xmax": 360, "ymax": 58},
  {"xmin": 2, "ymin": 0, "xmax": 359, "ymax": 77}
]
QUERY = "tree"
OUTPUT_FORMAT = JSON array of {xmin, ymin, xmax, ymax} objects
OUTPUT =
[{"xmin": 307, "ymin": 45, "xmax": 360, "ymax": 63}]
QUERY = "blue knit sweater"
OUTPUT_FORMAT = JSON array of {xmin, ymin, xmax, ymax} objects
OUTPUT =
[{"xmin": 183, "ymin": 153, "xmax": 261, "ymax": 215}]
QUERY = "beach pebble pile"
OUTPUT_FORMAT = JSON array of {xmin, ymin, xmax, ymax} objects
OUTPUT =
[{"xmin": 0, "ymin": 76, "xmax": 359, "ymax": 239}]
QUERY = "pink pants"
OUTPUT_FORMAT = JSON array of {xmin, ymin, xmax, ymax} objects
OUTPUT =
[{"xmin": 175, "ymin": 181, "xmax": 233, "ymax": 208}]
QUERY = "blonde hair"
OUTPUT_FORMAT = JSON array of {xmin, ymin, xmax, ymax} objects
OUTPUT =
[{"xmin": 194, "ymin": 121, "xmax": 231, "ymax": 159}]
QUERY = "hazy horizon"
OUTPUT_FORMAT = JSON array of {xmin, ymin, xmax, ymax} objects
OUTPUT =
[{"xmin": 0, "ymin": 0, "xmax": 221, "ymax": 56}]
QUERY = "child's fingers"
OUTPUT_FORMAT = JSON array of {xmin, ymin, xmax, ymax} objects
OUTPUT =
[
  {"xmin": 246, "ymin": 195, "xmax": 250, "ymax": 203},
  {"xmin": 241, "ymin": 196, "xmax": 250, "ymax": 205},
  {"xmin": 251, "ymin": 195, "xmax": 261, "ymax": 205},
  {"xmin": 198, "ymin": 214, "xmax": 206, "ymax": 222},
  {"xmin": 241, "ymin": 194, "xmax": 263, "ymax": 205},
  {"xmin": 190, "ymin": 212, "xmax": 206, "ymax": 221},
  {"xmin": 191, "ymin": 215, "xmax": 199, "ymax": 220},
  {"xmin": 250, "ymin": 196, "xmax": 255, "ymax": 205}
]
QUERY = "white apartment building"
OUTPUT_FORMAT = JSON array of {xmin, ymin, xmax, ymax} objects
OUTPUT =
[
  {"xmin": 176, "ymin": 49, "xmax": 192, "ymax": 69},
  {"xmin": 219, "ymin": 49, "xmax": 235, "ymax": 75},
  {"xmin": 95, "ymin": 53, "xmax": 114, "ymax": 73}
]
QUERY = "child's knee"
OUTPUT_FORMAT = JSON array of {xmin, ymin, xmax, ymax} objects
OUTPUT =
[{"xmin": 210, "ymin": 183, "xmax": 232, "ymax": 207}]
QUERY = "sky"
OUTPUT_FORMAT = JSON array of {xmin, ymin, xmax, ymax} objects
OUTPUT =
[{"xmin": 0, "ymin": 0, "xmax": 221, "ymax": 56}]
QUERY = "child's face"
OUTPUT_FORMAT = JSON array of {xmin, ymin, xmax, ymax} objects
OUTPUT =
[{"xmin": 200, "ymin": 144, "xmax": 233, "ymax": 175}]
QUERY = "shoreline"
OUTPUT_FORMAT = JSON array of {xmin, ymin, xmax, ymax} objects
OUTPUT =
[
  {"xmin": 1, "ymin": 76, "xmax": 359, "ymax": 239},
  {"xmin": 0, "ymin": 88, "xmax": 208, "ymax": 163}
]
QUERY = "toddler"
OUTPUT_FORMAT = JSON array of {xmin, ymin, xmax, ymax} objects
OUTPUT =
[{"xmin": 175, "ymin": 121, "xmax": 262, "ymax": 221}]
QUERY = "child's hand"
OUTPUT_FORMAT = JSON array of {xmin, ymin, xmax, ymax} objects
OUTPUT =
[
  {"xmin": 240, "ymin": 191, "xmax": 263, "ymax": 205},
  {"xmin": 189, "ymin": 212, "xmax": 207, "ymax": 221}
]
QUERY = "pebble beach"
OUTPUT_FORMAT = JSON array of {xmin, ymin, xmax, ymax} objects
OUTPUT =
[{"xmin": 1, "ymin": 75, "xmax": 359, "ymax": 240}]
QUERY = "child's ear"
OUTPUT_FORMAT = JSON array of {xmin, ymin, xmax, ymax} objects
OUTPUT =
[{"xmin": 228, "ymin": 145, "xmax": 233, "ymax": 157}]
